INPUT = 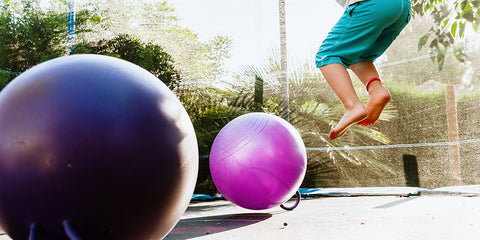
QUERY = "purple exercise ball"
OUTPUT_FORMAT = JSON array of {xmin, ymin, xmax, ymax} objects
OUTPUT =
[
  {"xmin": 0, "ymin": 54, "xmax": 198, "ymax": 240},
  {"xmin": 209, "ymin": 113, "xmax": 307, "ymax": 210}
]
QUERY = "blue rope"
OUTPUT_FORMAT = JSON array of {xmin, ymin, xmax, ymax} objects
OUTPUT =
[{"xmin": 0, "ymin": 69, "xmax": 21, "ymax": 76}]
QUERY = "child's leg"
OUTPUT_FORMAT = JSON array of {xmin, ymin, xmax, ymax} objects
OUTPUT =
[
  {"xmin": 349, "ymin": 61, "xmax": 390, "ymax": 126},
  {"xmin": 315, "ymin": 0, "xmax": 410, "ymax": 138},
  {"xmin": 320, "ymin": 63, "xmax": 367, "ymax": 139}
]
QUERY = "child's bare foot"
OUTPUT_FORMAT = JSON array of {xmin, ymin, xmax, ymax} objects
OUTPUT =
[
  {"xmin": 358, "ymin": 84, "xmax": 391, "ymax": 126},
  {"xmin": 329, "ymin": 104, "xmax": 367, "ymax": 139}
]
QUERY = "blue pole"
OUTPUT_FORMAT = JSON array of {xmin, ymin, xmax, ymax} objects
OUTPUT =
[{"xmin": 67, "ymin": 0, "xmax": 75, "ymax": 55}]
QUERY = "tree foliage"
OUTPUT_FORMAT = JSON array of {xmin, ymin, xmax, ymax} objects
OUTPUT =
[
  {"xmin": 412, "ymin": 0, "xmax": 480, "ymax": 70},
  {"xmin": 82, "ymin": 0, "xmax": 233, "ymax": 83},
  {"xmin": 75, "ymin": 34, "xmax": 180, "ymax": 85},
  {"xmin": 0, "ymin": 0, "xmax": 185, "ymax": 86},
  {"xmin": 0, "ymin": 0, "xmax": 100, "ymax": 77}
]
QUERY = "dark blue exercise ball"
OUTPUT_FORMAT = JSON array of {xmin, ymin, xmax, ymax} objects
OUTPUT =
[{"xmin": 0, "ymin": 54, "xmax": 198, "ymax": 240}]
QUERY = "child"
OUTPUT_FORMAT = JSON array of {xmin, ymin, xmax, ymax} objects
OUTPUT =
[{"xmin": 317, "ymin": 0, "xmax": 411, "ymax": 139}]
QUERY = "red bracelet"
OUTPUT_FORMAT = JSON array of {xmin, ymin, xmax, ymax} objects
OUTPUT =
[{"xmin": 366, "ymin": 77, "xmax": 382, "ymax": 91}]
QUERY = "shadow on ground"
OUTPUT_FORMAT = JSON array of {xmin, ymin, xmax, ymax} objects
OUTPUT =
[{"xmin": 165, "ymin": 213, "xmax": 272, "ymax": 239}]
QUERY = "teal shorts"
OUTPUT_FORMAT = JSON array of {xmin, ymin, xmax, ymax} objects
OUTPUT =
[{"xmin": 316, "ymin": 0, "xmax": 411, "ymax": 68}]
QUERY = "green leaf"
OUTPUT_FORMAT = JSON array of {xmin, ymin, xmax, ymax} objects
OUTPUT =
[
  {"xmin": 441, "ymin": 18, "xmax": 450, "ymax": 31},
  {"xmin": 464, "ymin": 10, "xmax": 475, "ymax": 22},
  {"xmin": 429, "ymin": 39, "xmax": 438, "ymax": 49},
  {"xmin": 436, "ymin": 44, "xmax": 447, "ymax": 71},
  {"xmin": 418, "ymin": 34, "xmax": 430, "ymax": 51},
  {"xmin": 451, "ymin": 21, "xmax": 458, "ymax": 37},
  {"xmin": 473, "ymin": 19, "xmax": 480, "ymax": 32},
  {"xmin": 459, "ymin": 21, "xmax": 466, "ymax": 38}
]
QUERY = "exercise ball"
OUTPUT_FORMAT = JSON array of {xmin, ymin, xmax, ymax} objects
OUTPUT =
[
  {"xmin": 0, "ymin": 54, "xmax": 198, "ymax": 240},
  {"xmin": 209, "ymin": 113, "xmax": 307, "ymax": 210}
]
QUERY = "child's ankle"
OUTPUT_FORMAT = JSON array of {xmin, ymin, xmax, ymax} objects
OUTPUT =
[
  {"xmin": 343, "ymin": 100, "xmax": 363, "ymax": 110},
  {"xmin": 366, "ymin": 77, "xmax": 383, "ymax": 92},
  {"xmin": 367, "ymin": 82, "xmax": 385, "ymax": 92}
]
